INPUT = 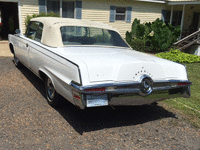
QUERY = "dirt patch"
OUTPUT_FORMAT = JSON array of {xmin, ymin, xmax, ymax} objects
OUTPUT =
[{"xmin": 0, "ymin": 41, "xmax": 13, "ymax": 57}]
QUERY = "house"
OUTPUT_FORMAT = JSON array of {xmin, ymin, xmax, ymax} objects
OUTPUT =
[{"xmin": 0, "ymin": 0, "xmax": 200, "ymax": 40}]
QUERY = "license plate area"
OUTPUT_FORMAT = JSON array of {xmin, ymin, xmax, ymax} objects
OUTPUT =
[{"xmin": 86, "ymin": 94, "xmax": 108, "ymax": 107}]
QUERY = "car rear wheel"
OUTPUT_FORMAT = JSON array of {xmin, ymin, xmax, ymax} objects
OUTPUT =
[
  {"xmin": 14, "ymin": 54, "xmax": 23, "ymax": 68},
  {"xmin": 45, "ymin": 76, "xmax": 62, "ymax": 108}
]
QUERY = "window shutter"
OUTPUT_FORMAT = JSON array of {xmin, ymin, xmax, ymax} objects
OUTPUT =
[
  {"xmin": 39, "ymin": 0, "xmax": 46, "ymax": 14},
  {"xmin": 76, "ymin": 1, "xmax": 82, "ymax": 19},
  {"xmin": 161, "ymin": 9, "xmax": 167, "ymax": 22},
  {"xmin": 110, "ymin": 6, "xmax": 116, "ymax": 22},
  {"xmin": 126, "ymin": 7, "xmax": 132, "ymax": 23}
]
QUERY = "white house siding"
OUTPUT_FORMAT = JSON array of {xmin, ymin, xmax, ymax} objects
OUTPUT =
[
  {"xmin": 82, "ymin": 0, "xmax": 165, "ymax": 38},
  {"xmin": 82, "ymin": 0, "xmax": 110, "ymax": 24},
  {"xmin": 20, "ymin": 0, "xmax": 39, "ymax": 33}
]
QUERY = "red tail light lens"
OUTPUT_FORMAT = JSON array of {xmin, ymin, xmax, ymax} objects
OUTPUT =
[
  {"xmin": 85, "ymin": 87, "xmax": 105, "ymax": 92},
  {"xmin": 74, "ymin": 95, "xmax": 81, "ymax": 99},
  {"xmin": 177, "ymin": 82, "xmax": 190, "ymax": 86}
]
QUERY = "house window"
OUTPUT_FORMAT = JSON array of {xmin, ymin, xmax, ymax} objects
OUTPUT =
[
  {"xmin": 163, "ymin": 10, "xmax": 182, "ymax": 27},
  {"xmin": 39, "ymin": 0, "xmax": 82, "ymax": 19},
  {"xmin": 46, "ymin": 0, "xmax": 75, "ymax": 18},
  {"xmin": 110, "ymin": 6, "xmax": 132, "ymax": 23},
  {"xmin": 116, "ymin": 7, "xmax": 126, "ymax": 21},
  {"xmin": 47, "ymin": 0, "xmax": 60, "ymax": 14},
  {"xmin": 62, "ymin": 2, "xmax": 75, "ymax": 18}
]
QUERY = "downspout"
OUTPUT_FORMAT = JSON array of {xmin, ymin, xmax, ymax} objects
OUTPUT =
[
  {"xmin": 18, "ymin": 0, "xmax": 22, "ymax": 32},
  {"xmin": 45, "ymin": 0, "xmax": 47, "ymax": 13},
  {"xmin": 60, "ymin": 0, "xmax": 62, "ymax": 17}
]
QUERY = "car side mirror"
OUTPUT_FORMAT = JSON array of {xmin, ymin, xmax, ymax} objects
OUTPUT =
[{"xmin": 15, "ymin": 29, "xmax": 21, "ymax": 34}]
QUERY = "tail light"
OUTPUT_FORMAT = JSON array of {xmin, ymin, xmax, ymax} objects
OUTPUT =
[
  {"xmin": 73, "ymin": 94, "xmax": 81, "ymax": 100},
  {"xmin": 85, "ymin": 87, "xmax": 105, "ymax": 92},
  {"xmin": 177, "ymin": 82, "xmax": 190, "ymax": 86}
]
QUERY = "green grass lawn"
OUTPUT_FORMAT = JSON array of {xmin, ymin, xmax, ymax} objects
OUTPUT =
[{"xmin": 162, "ymin": 63, "xmax": 200, "ymax": 128}]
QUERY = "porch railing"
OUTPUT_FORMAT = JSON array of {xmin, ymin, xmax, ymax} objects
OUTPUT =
[{"xmin": 174, "ymin": 29, "xmax": 200, "ymax": 50}]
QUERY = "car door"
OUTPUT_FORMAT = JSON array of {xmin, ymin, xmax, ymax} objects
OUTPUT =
[
  {"xmin": 28, "ymin": 22, "xmax": 44, "ymax": 74},
  {"xmin": 12, "ymin": 32, "xmax": 30, "ymax": 68},
  {"xmin": 22, "ymin": 21, "xmax": 41, "ymax": 68},
  {"xmin": 16, "ymin": 36, "xmax": 30, "ymax": 67}
]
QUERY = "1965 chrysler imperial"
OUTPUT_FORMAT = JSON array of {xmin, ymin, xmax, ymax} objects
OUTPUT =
[{"xmin": 8, "ymin": 17, "xmax": 192, "ymax": 109}]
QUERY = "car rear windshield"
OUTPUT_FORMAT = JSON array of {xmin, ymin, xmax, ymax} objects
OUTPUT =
[{"xmin": 60, "ymin": 26, "xmax": 129, "ymax": 48}]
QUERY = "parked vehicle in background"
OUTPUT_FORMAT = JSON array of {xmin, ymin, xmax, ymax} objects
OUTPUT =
[{"xmin": 8, "ymin": 17, "xmax": 192, "ymax": 109}]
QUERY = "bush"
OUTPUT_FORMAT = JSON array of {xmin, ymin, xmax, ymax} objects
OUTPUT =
[
  {"xmin": 156, "ymin": 49, "xmax": 200, "ymax": 63},
  {"xmin": 126, "ymin": 18, "xmax": 181, "ymax": 53},
  {"xmin": 25, "ymin": 12, "xmax": 60, "ymax": 30},
  {"xmin": 129, "ymin": 38, "xmax": 155, "ymax": 53}
]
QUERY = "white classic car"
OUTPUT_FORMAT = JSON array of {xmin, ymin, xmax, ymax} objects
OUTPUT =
[{"xmin": 9, "ymin": 17, "xmax": 192, "ymax": 109}]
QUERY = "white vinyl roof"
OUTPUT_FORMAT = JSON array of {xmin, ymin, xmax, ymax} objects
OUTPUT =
[
  {"xmin": 31, "ymin": 17, "xmax": 117, "ymax": 31},
  {"xmin": 30, "ymin": 17, "xmax": 119, "ymax": 47}
]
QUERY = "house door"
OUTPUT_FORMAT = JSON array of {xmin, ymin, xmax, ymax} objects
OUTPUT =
[
  {"xmin": 191, "ymin": 13, "xmax": 200, "ymax": 33},
  {"xmin": 0, "ymin": 2, "xmax": 19, "ymax": 40}
]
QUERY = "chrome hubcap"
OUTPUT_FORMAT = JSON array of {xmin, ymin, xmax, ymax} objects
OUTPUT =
[
  {"xmin": 47, "ymin": 78, "xmax": 55, "ymax": 101},
  {"xmin": 14, "ymin": 56, "xmax": 18, "ymax": 64}
]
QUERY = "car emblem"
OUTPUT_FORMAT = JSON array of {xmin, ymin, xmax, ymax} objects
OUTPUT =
[{"xmin": 139, "ymin": 77, "xmax": 153, "ymax": 96}]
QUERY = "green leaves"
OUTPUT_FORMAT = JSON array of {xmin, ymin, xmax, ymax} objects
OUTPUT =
[
  {"xmin": 125, "ymin": 31, "xmax": 132, "ymax": 44},
  {"xmin": 156, "ymin": 49, "xmax": 200, "ymax": 63},
  {"xmin": 132, "ymin": 18, "xmax": 140, "ymax": 38},
  {"xmin": 126, "ymin": 18, "xmax": 181, "ymax": 53}
]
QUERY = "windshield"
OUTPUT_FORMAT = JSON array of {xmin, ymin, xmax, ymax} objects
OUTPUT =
[{"xmin": 60, "ymin": 26, "xmax": 129, "ymax": 48}]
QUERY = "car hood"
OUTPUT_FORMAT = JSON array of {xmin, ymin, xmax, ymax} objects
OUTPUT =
[{"xmin": 55, "ymin": 46, "xmax": 188, "ymax": 83}]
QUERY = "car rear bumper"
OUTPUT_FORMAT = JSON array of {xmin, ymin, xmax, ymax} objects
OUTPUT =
[
  {"xmin": 109, "ymin": 87, "xmax": 190, "ymax": 106},
  {"xmin": 70, "ymin": 80, "xmax": 192, "ymax": 109}
]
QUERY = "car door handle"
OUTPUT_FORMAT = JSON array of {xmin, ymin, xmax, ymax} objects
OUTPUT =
[{"xmin": 26, "ymin": 43, "xmax": 29, "ymax": 47}]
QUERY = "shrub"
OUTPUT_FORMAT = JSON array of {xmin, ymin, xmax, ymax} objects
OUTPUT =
[
  {"xmin": 25, "ymin": 12, "xmax": 60, "ymax": 30},
  {"xmin": 156, "ymin": 49, "xmax": 200, "ymax": 63},
  {"xmin": 126, "ymin": 18, "xmax": 181, "ymax": 53},
  {"xmin": 129, "ymin": 38, "xmax": 155, "ymax": 53}
]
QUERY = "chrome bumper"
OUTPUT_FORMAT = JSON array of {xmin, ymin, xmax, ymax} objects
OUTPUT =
[
  {"xmin": 70, "ymin": 80, "xmax": 192, "ymax": 109},
  {"xmin": 109, "ymin": 87, "xmax": 190, "ymax": 106}
]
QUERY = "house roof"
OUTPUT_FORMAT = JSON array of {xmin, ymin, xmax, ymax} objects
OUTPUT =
[
  {"xmin": 136, "ymin": 0, "xmax": 200, "ymax": 4},
  {"xmin": 136, "ymin": 0, "xmax": 166, "ymax": 3},
  {"xmin": 167, "ymin": 0, "xmax": 200, "ymax": 5}
]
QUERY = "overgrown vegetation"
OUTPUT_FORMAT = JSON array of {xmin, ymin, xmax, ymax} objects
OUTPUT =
[
  {"xmin": 156, "ymin": 49, "xmax": 200, "ymax": 63},
  {"xmin": 126, "ymin": 18, "xmax": 181, "ymax": 53},
  {"xmin": 25, "ymin": 12, "xmax": 60, "ymax": 29}
]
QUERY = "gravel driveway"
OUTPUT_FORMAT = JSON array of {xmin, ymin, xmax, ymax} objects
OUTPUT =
[{"xmin": 0, "ymin": 42, "xmax": 200, "ymax": 149}]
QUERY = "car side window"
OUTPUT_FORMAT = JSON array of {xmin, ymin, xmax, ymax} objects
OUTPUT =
[
  {"xmin": 35, "ymin": 23, "xmax": 43, "ymax": 42},
  {"xmin": 25, "ymin": 21, "xmax": 43, "ymax": 42}
]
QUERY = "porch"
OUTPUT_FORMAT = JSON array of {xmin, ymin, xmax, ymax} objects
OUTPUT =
[
  {"xmin": 162, "ymin": 1, "xmax": 200, "ymax": 38},
  {"xmin": 162, "ymin": 1, "xmax": 200, "ymax": 51}
]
